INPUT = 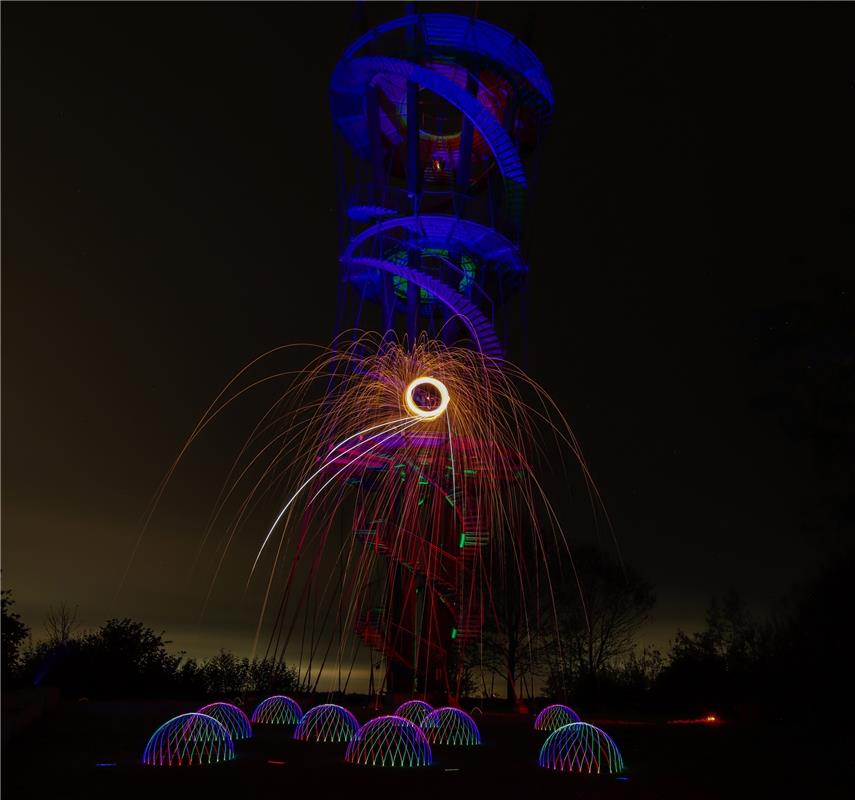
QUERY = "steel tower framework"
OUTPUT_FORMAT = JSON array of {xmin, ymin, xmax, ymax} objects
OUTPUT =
[{"xmin": 329, "ymin": 12, "xmax": 553, "ymax": 700}]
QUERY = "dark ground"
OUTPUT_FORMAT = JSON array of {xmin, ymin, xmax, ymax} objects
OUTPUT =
[{"xmin": 3, "ymin": 699, "xmax": 853, "ymax": 799}]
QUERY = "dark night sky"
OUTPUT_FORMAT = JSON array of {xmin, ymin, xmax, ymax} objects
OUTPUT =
[{"xmin": 3, "ymin": 2, "xmax": 853, "ymax": 665}]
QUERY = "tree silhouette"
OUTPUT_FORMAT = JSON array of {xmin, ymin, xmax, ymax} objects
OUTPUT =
[
  {"xmin": 470, "ymin": 546, "xmax": 654, "ymax": 704},
  {"xmin": 544, "ymin": 546, "xmax": 655, "ymax": 701},
  {"xmin": 24, "ymin": 617, "xmax": 180, "ymax": 698},
  {"xmin": 656, "ymin": 590, "xmax": 763, "ymax": 714},
  {"xmin": 473, "ymin": 581, "xmax": 547, "ymax": 705},
  {"xmin": 44, "ymin": 603, "xmax": 80, "ymax": 647},
  {"xmin": 2, "ymin": 589, "xmax": 30, "ymax": 682}
]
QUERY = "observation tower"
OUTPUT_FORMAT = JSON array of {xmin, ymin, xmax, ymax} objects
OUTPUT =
[{"xmin": 329, "ymin": 11, "xmax": 552, "ymax": 700}]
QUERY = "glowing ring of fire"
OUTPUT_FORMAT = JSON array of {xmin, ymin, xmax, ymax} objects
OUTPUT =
[{"xmin": 404, "ymin": 377, "xmax": 450, "ymax": 420}]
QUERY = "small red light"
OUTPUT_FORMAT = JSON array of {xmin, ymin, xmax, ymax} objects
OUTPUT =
[{"xmin": 267, "ymin": 760, "xmax": 286, "ymax": 765}]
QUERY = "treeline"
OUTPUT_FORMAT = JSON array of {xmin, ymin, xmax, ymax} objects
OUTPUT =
[
  {"xmin": 4, "ymin": 547, "xmax": 852, "ymax": 723},
  {"xmin": 464, "ymin": 546, "xmax": 854, "ymax": 725},
  {"xmin": 537, "ymin": 550, "xmax": 855, "ymax": 725},
  {"xmin": 0, "ymin": 601, "xmax": 298, "ymax": 700}
]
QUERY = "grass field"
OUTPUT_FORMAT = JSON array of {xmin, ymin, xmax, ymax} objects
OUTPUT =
[{"xmin": 2, "ymin": 698, "xmax": 851, "ymax": 799}]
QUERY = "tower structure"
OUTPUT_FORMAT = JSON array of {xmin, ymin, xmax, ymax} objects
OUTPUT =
[{"xmin": 328, "ymin": 12, "xmax": 553, "ymax": 699}]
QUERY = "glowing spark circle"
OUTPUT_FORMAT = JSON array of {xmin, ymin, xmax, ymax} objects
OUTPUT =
[{"xmin": 404, "ymin": 377, "xmax": 449, "ymax": 420}]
